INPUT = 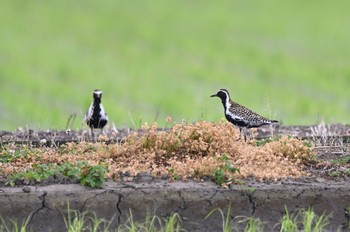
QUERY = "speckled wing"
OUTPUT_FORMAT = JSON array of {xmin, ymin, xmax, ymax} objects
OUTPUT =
[{"xmin": 229, "ymin": 101, "xmax": 277, "ymax": 128}]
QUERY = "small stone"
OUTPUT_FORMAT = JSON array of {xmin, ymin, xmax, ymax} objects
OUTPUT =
[
  {"xmin": 22, "ymin": 186, "xmax": 31, "ymax": 193},
  {"xmin": 134, "ymin": 171, "xmax": 152, "ymax": 182},
  {"xmin": 315, "ymin": 177, "xmax": 326, "ymax": 183}
]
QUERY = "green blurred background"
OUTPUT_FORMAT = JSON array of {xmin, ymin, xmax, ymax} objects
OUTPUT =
[{"xmin": 0, "ymin": 0, "xmax": 349, "ymax": 130}]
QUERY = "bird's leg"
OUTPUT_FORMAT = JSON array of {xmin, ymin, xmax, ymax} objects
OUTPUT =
[
  {"xmin": 90, "ymin": 127, "xmax": 95, "ymax": 138},
  {"xmin": 243, "ymin": 127, "xmax": 247, "ymax": 142},
  {"xmin": 236, "ymin": 127, "xmax": 242, "ymax": 141}
]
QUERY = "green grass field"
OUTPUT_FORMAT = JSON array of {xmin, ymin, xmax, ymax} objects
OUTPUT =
[{"xmin": 0, "ymin": 0, "xmax": 349, "ymax": 130}]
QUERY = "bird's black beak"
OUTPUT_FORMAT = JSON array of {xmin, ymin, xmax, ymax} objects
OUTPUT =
[{"xmin": 210, "ymin": 94, "xmax": 217, "ymax": 97}]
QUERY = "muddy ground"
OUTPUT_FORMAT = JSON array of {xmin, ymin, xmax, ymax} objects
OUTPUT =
[{"xmin": 0, "ymin": 124, "xmax": 350, "ymax": 231}]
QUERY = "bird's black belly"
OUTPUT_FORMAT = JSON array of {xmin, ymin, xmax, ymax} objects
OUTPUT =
[
  {"xmin": 88, "ymin": 118, "xmax": 107, "ymax": 129},
  {"xmin": 225, "ymin": 115, "xmax": 248, "ymax": 127}
]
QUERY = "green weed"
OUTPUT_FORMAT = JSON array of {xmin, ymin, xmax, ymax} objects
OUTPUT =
[
  {"xmin": 117, "ymin": 209, "xmax": 183, "ymax": 232},
  {"xmin": 79, "ymin": 164, "xmax": 108, "ymax": 189},
  {"xmin": 163, "ymin": 213, "xmax": 183, "ymax": 232},
  {"xmin": 236, "ymin": 216, "xmax": 265, "ymax": 232},
  {"xmin": 300, "ymin": 207, "xmax": 329, "ymax": 232},
  {"xmin": 7, "ymin": 164, "xmax": 56, "ymax": 186},
  {"xmin": 57, "ymin": 162, "xmax": 81, "ymax": 179},
  {"xmin": 303, "ymin": 140, "xmax": 313, "ymax": 148},
  {"xmin": 212, "ymin": 154, "xmax": 240, "ymax": 186},
  {"xmin": 279, "ymin": 206, "xmax": 298, "ymax": 232},
  {"xmin": 205, "ymin": 206, "xmax": 234, "ymax": 232},
  {"xmin": 329, "ymin": 169, "xmax": 350, "ymax": 178},
  {"xmin": 0, "ymin": 214, "xmax": 31, "ymax": 232},
  {"xmin": 212, "ymin": 169, "xmax": 227, "ymax": 186},
  {"xmin": 168, "ymin": 168, "xmax": 180, "ymax": 181},
  {"xmin": 241, "ymin": 186, "xmax": 255, "ymax": 194},
  {"xmin": 255, "ymin": 138, "xmax": 273, "ymax": 147},
  {"xmin": 7, "ymin": 161, "xmax": 107, "ymax": 188},
  {"xmin": 331, "ymin": 156, "xmax": 350, "ymax": 165},
  {"xmin": 0, "ymin": 205, "xmax": 335, "ymax": 232},
  {"xmin": 255, "ymin": 136, "xmax": 283, "ymax": 147},
  {"xmin": 0, "ymin": 145, "xmax": 36, "ymax": 163},
  {"xmin": 63, "ymin": 203, "xmax": 88, "ymax": 232}
]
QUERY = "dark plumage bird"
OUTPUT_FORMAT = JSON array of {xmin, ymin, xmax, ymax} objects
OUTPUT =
[
  {"xmin": 211, "ymin": 89, "xmax": 278, "ymax": 141},
  {"xmin": 85, "ymin": 89, "xmax": 108, "ymax": 136}
]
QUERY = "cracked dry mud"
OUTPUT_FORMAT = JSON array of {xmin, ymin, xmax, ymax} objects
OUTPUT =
[
  {"xmin": 1, "ymin": 180, "xmax": 350, "ymax": 231},
  {"xmin": 0, "ymin": 124, "xmax": 350, "ymax": 231}
]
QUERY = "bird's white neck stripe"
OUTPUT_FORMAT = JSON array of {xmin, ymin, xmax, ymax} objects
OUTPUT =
[
  {"xmin": 223, "ymin": 94, "xmax": 243, "ymax": 121},
  {"xmin": 225, "ymin": 101, "xmax": 234, "ymax": 117},
  {"xmin": 225, "ymin": 95, "xmax": 230, "ymax": 108},
  {"xmin": 224, "ymin": 92, "xmax": 231, "ymax": 112}
]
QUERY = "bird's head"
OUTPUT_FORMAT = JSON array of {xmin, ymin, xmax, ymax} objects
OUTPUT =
[
  {"xmin": 93, "ymin": 89, "xmax": 103, "ymax": 99},
  {"xmin": 210, "ymin": 89, "xmax": 230, "ymax": 102}
]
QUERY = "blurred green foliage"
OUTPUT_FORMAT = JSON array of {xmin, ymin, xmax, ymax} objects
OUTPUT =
[{"xmin": 0, "ymin": 0, "xmax": 349, "ymax": 130}]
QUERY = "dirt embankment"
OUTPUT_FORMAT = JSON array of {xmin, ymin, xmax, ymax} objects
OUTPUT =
[
  {"xmin": 0, "ymin": 123, "xmax": 349, "ymax": 231},
  {"xmin": 1, "ymin": 180, "xmax": 350, "ymax": 231}
]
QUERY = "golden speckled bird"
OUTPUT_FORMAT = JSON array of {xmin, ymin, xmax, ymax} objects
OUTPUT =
[{"xmin": 211, "ymin": 89, "xmax": 278, "ymax": 141}]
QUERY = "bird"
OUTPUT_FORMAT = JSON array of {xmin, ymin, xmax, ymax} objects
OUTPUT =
[
  {"xmin": 85, "ymin": 89, "xmax": 109, "ymax": 136},
  {"xmin": 211, "ymin": 88, "xmax": 278, "ymax": 141}
]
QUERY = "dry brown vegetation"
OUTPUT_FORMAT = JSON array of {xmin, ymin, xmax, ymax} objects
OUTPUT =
[{"xmin": 0, "ymin": 120, "xmax": 316, "ymax": 185}]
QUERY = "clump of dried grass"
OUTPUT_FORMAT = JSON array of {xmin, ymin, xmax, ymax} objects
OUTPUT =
[
  {"xmin": 107, "ymin": 120, "xmax": 314, "ymax": 181},
  {"xmin": 0, "ymin": 120, "xmax": 315, "ymax": 183}
]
